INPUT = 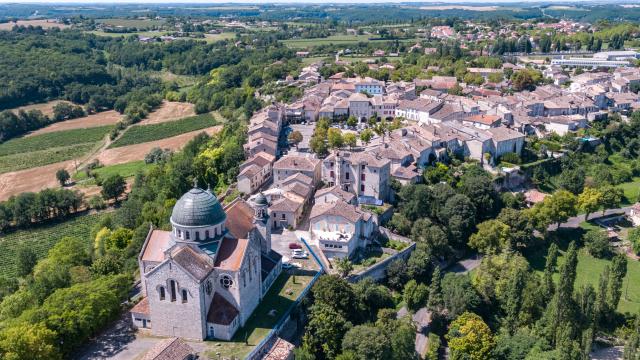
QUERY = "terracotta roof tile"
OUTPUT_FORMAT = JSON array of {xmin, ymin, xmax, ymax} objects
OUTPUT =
[
  {"xmin": 130, "ymin": 297, "xmax": 150, "ymax": 316},
  {"xmin": 142, "ymin": 230, "xmax": 172, "ymax": 263},
  {"xmin": 207, "ymin": 293, "xmax": 239, "ymax": 325},
  {"xmin": 214, "ymin": 237, "xmax": 249, "ymax": 271},
  {"xmin": 224, "ymin": 199, "xmax": 255, "ymax": 240},
  {"xmin": 141, "ymin": 337, "xmax": 195, "ymax": 360},
  {"xmin": 172, "ymin": 246, "xmax": 214, "ymax": 282}
]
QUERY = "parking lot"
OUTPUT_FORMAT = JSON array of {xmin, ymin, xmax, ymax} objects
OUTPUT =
[{"xmin": 271, "ymin": 227, "xmax": 320, "ymax": 271}]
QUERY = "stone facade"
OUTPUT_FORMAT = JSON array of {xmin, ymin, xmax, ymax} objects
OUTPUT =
[{"xmin": 134, "ymin": 187, "xmax": 282, "ymax": 341}]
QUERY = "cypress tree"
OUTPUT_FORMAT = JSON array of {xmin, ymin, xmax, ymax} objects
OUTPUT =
[
  {"xmin": 504, "ymin": 265, "xmax": 527, "ymax": 334},
  {"xmin": 595, "ymin": 266, "xmax": 610, "ymax": 329},
  {"xmin": 607, "ymin": 254, "xmax": 628, "ymax": 314},
  {"xmin": 427, "ymin": 266, "xmax": 443, "ymax": 313},
  {"xmin": 543, "ymin": 243, "xmax": 559, "ymax": 299}
]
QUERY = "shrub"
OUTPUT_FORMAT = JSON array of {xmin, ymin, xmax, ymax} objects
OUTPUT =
[
  {"xmin": 88, "ymin": 195, "xmax": 106, "ymax": 210},
  {"xmin": 500, "ymin": 152, "xmax": 522, "ymax": 165},
  {"xmin": 584, "ymin": 230, "xmax": 612, "ymax": 259}
]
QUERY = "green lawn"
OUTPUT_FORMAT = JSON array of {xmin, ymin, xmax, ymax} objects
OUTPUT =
[
  {"xmin": 109, "ymin": 114, "xmax": 217, "ymax": 148},
  {"xmin": 0, "ymin": 213, "xmax": 108, "ymax": 278},
  {"xmin": 203, "ymin": 272, "xmax": 314, "ymax": 359},
  {"xmin": 617, "ymin": 177, "xmax": 640, "ymax": 204},
  {"xmin": 525, "ymin": 226, "xmax": 640, "ymax": 314},
  {"xmin": 0, "ymin": 126, "xmax": 112, "ymax": 156},
  {"xmin": 74, "ymin": 160, "xmax": 153, "ymax": 182}
]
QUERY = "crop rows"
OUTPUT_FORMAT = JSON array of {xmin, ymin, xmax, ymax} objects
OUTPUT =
[
  {"xmin": 109, "ymin": 113, "xmax": 217, "ymax": 148},
  {"xmin": 0, "ymin": 125, "xmax": 113, "ymax": 156},
  {"xmin": 0, "ymin": 212, "xmax": 107, "ymax": 278},
  {"xmin": 0, "ymin": 143, "xmax": 97, "ymax": 174}
]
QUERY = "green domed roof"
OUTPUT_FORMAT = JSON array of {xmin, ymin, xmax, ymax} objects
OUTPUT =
[
  {"xmin": 254, "ymin": 192, "xmax": 268, "ymax": 206},
  {"xmin": 171, "ymin": 187, "xmax": 226, "ymax": 227}
]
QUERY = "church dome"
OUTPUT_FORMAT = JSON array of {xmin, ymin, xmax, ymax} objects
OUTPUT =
[
  {"xmin": 254, "ymin": 192, "xmax": 268, "ymax": 206},
  {"xmin": 171, "ymin": 187, "xmax": 226, "ymax": 227}
]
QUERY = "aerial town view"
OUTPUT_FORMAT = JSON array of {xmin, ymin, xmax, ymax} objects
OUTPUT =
[{"xmin": 1, "ymin": 1, "xmax": 640, "ymax": 359}]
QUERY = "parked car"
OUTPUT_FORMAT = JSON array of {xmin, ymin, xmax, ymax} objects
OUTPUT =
[
  {"xmin": 291, "ymin": 249, "xmax": 308, "ymax": 259},
  {"xmin": 289, "ymin": 242, "xmax": 302, "ymax": 249}
]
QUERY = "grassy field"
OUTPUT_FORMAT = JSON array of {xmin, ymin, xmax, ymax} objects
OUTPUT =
[
  {"xmin": 203, "ymin": 32, "xmax": 236, "ymax": 43},
  {"xmin": 0, "ymin": 143, "xmax": 97, "ymax": 174},
  {"xmin": 109, "ymin": 114, "xmax": 217, "ymax": 148},
  {"xmin": 0, "ymin": 126, "xmax": 112, "ymax": 156},
  {"xmin": 0, "ymin": 213, "xmax": 108, "ymax": 278},
  {"xmin": 617, "ymin": 177, "xmax": 640, "ymax": 204},
  {"xmin": 282, "ymin": 34, "xmax": 385, "ymax": 48},
  {"xmin": 204, "ymin": 272, "xmax": 314, "ymax": 358},
  {"xmin": 525, "ymin": 226, "xmax": 640, "ymax": 314},
  {"xmin": 74, "ymin": 160, "xmax": 152, "ymax": 182},
  {"xmin": 95, "ymin": 18, "xmax": 166, "ymax": 28}
]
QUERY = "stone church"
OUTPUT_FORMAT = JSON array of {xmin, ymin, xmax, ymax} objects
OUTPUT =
[{"xmin": 130, "ymin": 185, "xmax": 282, "ymax": 341}]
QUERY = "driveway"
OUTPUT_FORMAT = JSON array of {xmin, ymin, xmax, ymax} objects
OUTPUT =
[{"xmin": 75, "ymin": 315, "xmax": 208, "ymax": 360}]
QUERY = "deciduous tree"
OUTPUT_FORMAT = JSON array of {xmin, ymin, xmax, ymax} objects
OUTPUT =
[{"xmin": 446, "ymin": 312, "xmax": 495, "ymax": 360}]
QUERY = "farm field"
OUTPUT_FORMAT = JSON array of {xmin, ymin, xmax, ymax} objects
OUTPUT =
[
  {"xmin": 95, "ymin": 18, "xmax": 166, "ymax": 28},
  {"xmin": 8, "ymin": 100, "xmax": 69, "ymax": 118},
  {"xmin": 98, "ymin": 125, "xmax": 221, "ymax": 165},
  {"xmin": 87, "ymin": 30, "xmax": 168, "ymax": 38},
  {"xmin": 0, "ymin": 143, "xmax": 97, "ymax": 174},
  {"xmin": 109, "ymin": 113, "xmax": 217, "ymax": 148},
  {"xmin": 203, "ymin": 32, "xmax": 236, "ymax": 42},
  {"xmin": 0, "ymin": 20, "xmax": 69, "ymax": 30},
  {"xmin": 0, "ymin": 160, "xmax": 76, "ymax": 201},
  {"xmin": 0, "ymin": 212, "xmax": 108, "ymax": 278},
  {"xmin": 0, "ymin": 125, "xmax": 112, "ymax": 156},
  {"xmin": 138, "ymin": 101, "xmax": 195, "ymax": 125},
  {"xmin": 26, "ymin": 110, "xmax": 123, "ymax": 137},
  {"xmin": 282, "ymin": 34, "xmax": 382, "ymax": 48}
]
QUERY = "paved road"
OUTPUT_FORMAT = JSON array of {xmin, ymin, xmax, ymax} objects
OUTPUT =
[
  {"xmin": 397, "ymin": 306, "xmax": 432, "ymax": 357},
  {"xmin": 550, "ymin": 206, "xmax": 632, "ymax": 231}
]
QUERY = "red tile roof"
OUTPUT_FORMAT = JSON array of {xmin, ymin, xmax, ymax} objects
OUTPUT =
[{"xmin": 214, "ymin": 238, "xmax": 249, "ymax": 271}]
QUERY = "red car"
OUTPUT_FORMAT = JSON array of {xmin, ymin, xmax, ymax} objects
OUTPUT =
[{"xmin": 289, "ymin": 242, "xmax": 302, "ymax": 249}]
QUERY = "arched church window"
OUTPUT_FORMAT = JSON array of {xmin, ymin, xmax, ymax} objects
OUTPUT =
[
  {"xmin": 170, "ymin": 280, "xmax": 177, "ymax": 302},
  {"xmin": 220, "ymin": 275, "xmax": 233, "ymax": 289},
  {"xmin": 205, "ymin": 280, "xmax": 212, "ymax": 295},
  {"xmin": 182, "ymin": 289, "xmax": 188, "ymax": 303},
  {"xmin": 195, "ymin": 232, "xmax": 200, "ymax": 241},
  {"xmin": 205, "ymin": 230, "xmax": 210, "ymax": 239},
  {"xmin": 159, "ymin": 286, "xmax": 165, "ymax": 301},
  {"xmin": 242, "ymin": 272, "xmax": 246, "ymax": 287},
  {"xmin": 185, "ymin": 231, "xmax": 190, "ymax": 240}
]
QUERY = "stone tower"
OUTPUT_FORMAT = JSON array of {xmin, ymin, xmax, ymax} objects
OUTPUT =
[{"xmin": 250, "ymin": 192, "xmax": 271, "ymax": 254}]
